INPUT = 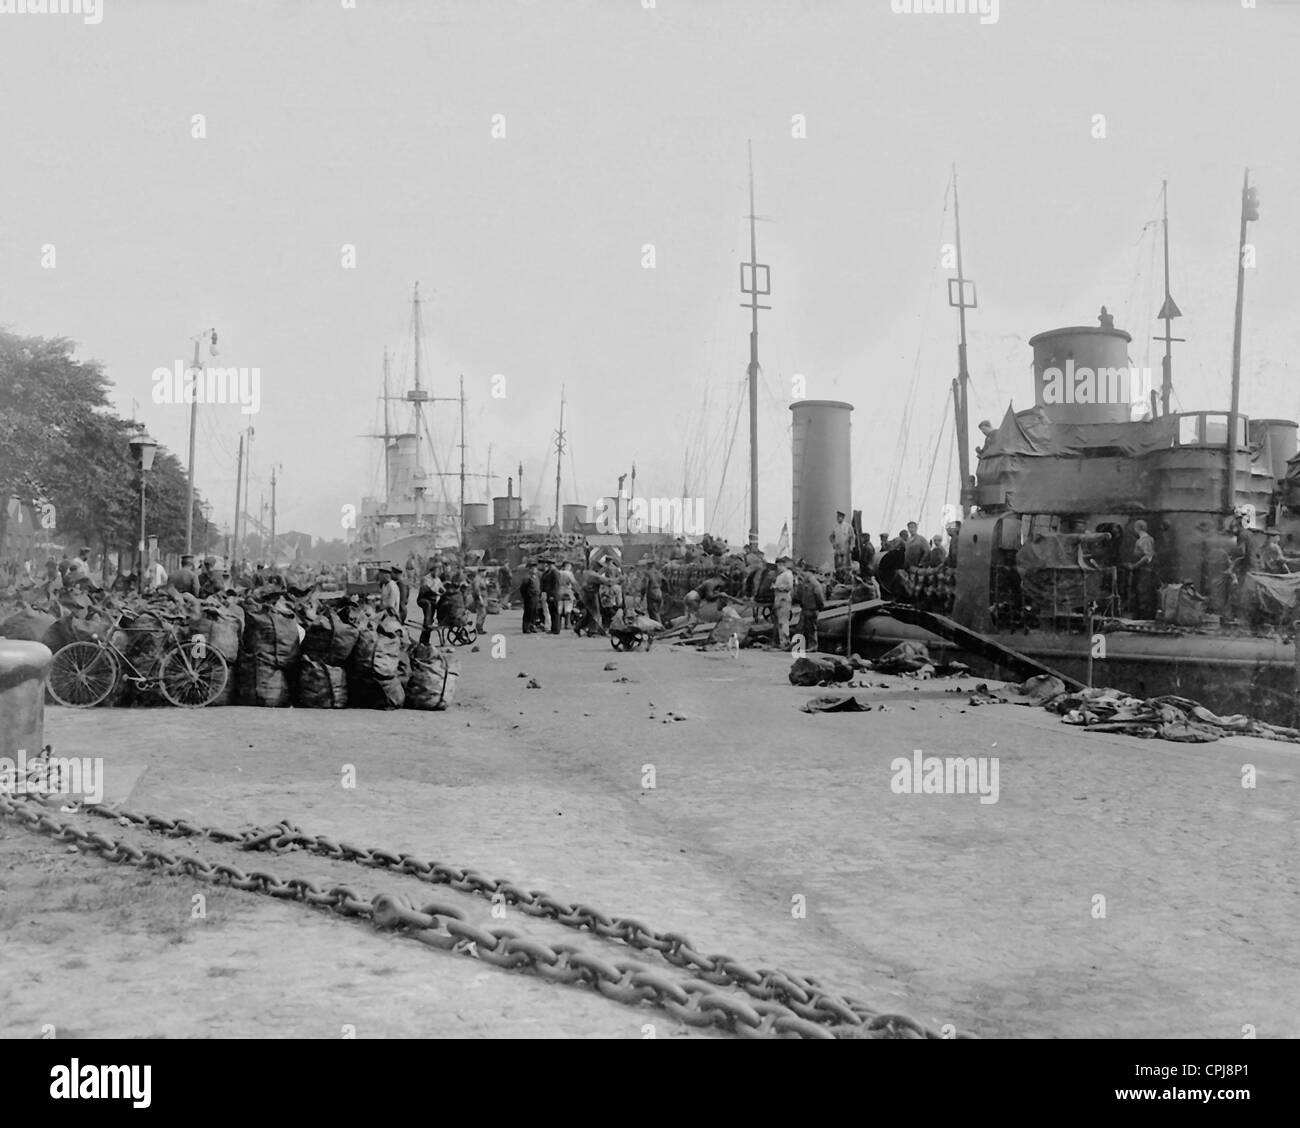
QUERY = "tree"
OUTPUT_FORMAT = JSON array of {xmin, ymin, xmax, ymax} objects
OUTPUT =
[
  {"xmin": 0, "ymin": 329, "xmax": 115, "ymax": 552},
  {"xmin": 0, "ymin": 327, "xmax": 215, "ymax": 574}
]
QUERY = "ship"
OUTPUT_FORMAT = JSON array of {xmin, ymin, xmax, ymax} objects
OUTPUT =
[
  {"xmin": 355, "ymin": 284, "xmax": 463, "ymax": 564},
  {"xmin": 818, "ymin": 170, "xmax": 1300, "ymax": 724}
]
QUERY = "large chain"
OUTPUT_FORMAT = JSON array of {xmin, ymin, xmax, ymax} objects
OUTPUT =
[{"xmin": 0, "ymin": 792, "xmax": 971, "ymax": 1039}]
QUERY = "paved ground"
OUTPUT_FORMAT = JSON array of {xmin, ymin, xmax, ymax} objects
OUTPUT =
[{"xmin": 2, "ymin": 620, "xmax": 1298, "ymax": 1038}]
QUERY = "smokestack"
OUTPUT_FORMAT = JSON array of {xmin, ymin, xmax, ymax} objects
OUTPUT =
[{"xmin": 789, "ymin": 400, "xmax": 853, "ymax": 569}]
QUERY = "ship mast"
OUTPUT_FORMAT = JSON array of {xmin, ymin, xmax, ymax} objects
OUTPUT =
[
  {"xmin": 1154, "ymin": 180, "xmax": 1184, "ymax": 416},
  {"xmin": 407, "ymin": 283, "xmax": 431, "ymax": 529},
  {"xmin": 1225, "ymin": 168, "xmax": 1260, "ymax": 512},
  {"xmin": 741, "ymin": 140, "xmax": 771, "ymax": 552},
  {"xmin": 949, "ymin": 164, "xmax": 977, "ymax": 511},
  {"xmin": 382, "ymin": 347, "xmax": 392, "ymax": 507},
  {"xmin": 553, "ymin": 387, "xmax": 567, "ymax": 531},
  {"xmin": 458, "ymin": 374, "xmax": 466, "ymax": 555}
]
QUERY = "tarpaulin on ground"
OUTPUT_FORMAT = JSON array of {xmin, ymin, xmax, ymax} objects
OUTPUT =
[{"xmin": 977, "ymin": 678, "xmax": 1300, "ymax": 744}]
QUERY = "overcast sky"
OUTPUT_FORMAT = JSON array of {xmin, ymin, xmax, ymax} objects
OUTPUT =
[{"xmin": 3, "ymin": 0, "xmax": 1298, "ymax": 545}]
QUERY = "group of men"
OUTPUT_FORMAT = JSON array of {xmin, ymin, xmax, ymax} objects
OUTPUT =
[
  {"xmin": 517, "ymin": 557, "xmax": 665, "ymax": 636},
  {"xmin": 376, "ymin": 563, "xmax": 491, "ymax": 646}
]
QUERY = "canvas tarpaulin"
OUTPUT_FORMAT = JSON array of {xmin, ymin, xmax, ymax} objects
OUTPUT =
[
  {"xmin": 1016, "ymin": 532, "xmax": 1114, "ymax": 615},
  {"xmin": 1238, "ymin": 571, "xmax": 1300, "ymax": 623},
  {"xmin": 979, "ymin": 405, "xmax": 1179, "ymax": 462}
]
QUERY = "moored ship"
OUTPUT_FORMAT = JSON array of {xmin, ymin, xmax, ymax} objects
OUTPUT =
[{"xmin": 821, "ymin": 174, "xmax": 1300, "ymax": 723}]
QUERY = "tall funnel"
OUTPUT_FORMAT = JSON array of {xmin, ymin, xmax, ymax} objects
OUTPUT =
[
  {"xmin": 790, "ymin": 400, "xmax": 853, "ymax": 569},
  {"xmin": 1029, "ymin": 311, "xmax": 1137, "ymax": 424}
]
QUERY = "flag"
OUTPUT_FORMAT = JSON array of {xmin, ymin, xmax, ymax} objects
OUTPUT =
[{"xmin": 775, "ymin": 521, "xmax": 789, "ymax": 559}]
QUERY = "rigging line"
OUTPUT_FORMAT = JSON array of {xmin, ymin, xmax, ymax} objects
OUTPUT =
[
  {"xmin": 917, "ymin": 391, "xmax": 952, "ymax": 535},
  {"xmin": 710, "ymin": 379, "xmax": 746, "ymax": 532},
  {"xmin": 943, "ymin": 413, "xmax": 956, "ymax": 524},
  {"xmin": 882, "ymin": 173, "xmax": 951, "ymax": 534}
]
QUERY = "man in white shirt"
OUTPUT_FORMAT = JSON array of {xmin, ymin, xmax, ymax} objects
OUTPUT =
[
  {"xmin": 147, "ymin": 558, "xmax": 169, "ymax": 591},
  {"xmin": 772, "ymin": 557, "xmax": 795, "ymax": 648},
  {"xmin": 380, "ymin": 567, "xmax": 403, "ymax": 620}
]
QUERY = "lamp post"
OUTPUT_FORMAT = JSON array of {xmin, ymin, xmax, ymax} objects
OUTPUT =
[{"xmin": 130, "ymin": 429, "xmax": 158, "ymax": 587}]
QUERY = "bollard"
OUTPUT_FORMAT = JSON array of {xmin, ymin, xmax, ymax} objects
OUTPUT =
[{"xmin": 0, "ymin": 640, "xmax": 54, "ymax": 761}]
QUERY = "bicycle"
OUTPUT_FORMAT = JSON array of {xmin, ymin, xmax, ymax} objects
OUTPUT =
[{"xmin": 46, "ymin": 613, "xmax": 230, "ymax": 709}]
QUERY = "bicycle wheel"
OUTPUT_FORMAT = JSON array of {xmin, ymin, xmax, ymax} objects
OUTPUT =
[
  {"xmin": 158, "ymin": 646, "xmax": 229, "ymax": 708},
  {"xmin": 47, "ymin": 642, "xmax": 119, "ymax": 708}
]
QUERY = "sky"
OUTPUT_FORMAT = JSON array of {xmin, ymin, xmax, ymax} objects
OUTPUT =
[{"xmin": 2, "ymin": 0, "xmax": 1299, "ymax": 547}]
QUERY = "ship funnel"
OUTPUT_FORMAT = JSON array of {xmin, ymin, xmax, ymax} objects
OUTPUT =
[
  {"xmin": 789, "ymin": 400, "xmax": 853, "ymax": 569},
  {"xmin": 1028, "ymin": 308, "xmax": 1138, "ymax": 424}
]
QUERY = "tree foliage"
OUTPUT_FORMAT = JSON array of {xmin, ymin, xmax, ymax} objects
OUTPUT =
[{"xmin": 0, "ymin": 328, "xmax": 214, "ymax": 565}]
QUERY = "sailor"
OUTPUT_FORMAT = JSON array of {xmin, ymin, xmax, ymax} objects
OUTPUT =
[
  {"xmin": 829, "ymin": 511, "xmax": 854, "ymax": 576},
  {"xmin": 796, "ymin": 567, "xmax": 825, "ymax": 652},
  {"xmin": 1125, "ymin": 520, "xmax": 1157, "ymax": 618},
  {"xmin": 772, "ymin": 557, "xmax": 795, "ymax": 648},
  {"xmin": 904, "ymin": 529, "xmax": 929, "ymax": 569}
]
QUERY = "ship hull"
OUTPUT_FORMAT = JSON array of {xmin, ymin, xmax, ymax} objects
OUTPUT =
[{"xmin": 819, "ymin": 603, "xmax": 1297, "ymax": 725}]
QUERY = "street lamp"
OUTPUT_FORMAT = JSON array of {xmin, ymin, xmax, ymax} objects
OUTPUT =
[{"xmin": 129, "ymin": 429, "xmax": 158, "ymax": 587}]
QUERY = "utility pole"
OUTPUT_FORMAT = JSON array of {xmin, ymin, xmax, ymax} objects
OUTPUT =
[
  {"xmin": 740, "ymin": 140, "xmax": 771, "ymax": 553},
  {"xmin": 949, "ymin": 165, "xmax": 977, "ymax": 512},
  {"xmin": 1154, "ymin": 180, "xmax": 1184, "ymax": 416},
  {"xmin": 232, "ymin": 432, "xmax": 244, "ymax": 563},
  {"xmin": 1226, "ymin": 168, "xmax": 1260, "ymax": 513},
  {"xmin": 184, "ymin": 327, "xmax": 217, "ymax": 555}
]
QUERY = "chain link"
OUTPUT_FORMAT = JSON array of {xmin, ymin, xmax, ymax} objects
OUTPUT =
[{"xmin": 2, "ymin": 792, "xmax": 971, "ymax": 1038}]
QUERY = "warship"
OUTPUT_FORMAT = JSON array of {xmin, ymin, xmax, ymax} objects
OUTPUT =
[{"xmin": 819, "ymin": 172, "xmax": 1300, "ymax": 723}]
